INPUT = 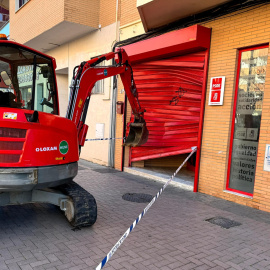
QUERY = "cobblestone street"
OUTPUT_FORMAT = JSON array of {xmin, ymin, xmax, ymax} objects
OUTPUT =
[{"xmin": 1, "ymin": 160, "xmax": 270, "ymax": 270}]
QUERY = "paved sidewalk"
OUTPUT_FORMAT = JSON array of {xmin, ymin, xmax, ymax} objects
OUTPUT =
[{"xmin": 1, "ymin": 160, "xmax": 270, "ymax": 270}]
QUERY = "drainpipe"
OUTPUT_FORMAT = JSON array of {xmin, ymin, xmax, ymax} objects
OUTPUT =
[
  {"xmin": 115, "ymin": 0, "xmax": 119, "ymax": 41},
  {"xmin": 121, "ymin": 94, "xmax": 128, "ymax": 171},
  {"xmin": 108, "ymin": 0, "xmax": 120, "ymax": 168}
]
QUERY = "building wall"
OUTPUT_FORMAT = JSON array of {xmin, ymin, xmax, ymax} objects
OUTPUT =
[
  {"xmin": 9, "ymin": 0, "xmax": 122, "ymax": 166},
  {"xmin": 48, "ymin": 23, "xmax": 117, "ymax": 166},
  {"xmin": 10, "ymin": 0, "xmax": 65, "ymax": 43},
  {"xmin": 99, "ymin": 0, "xmax": 117, "ymax": 28},
  {"xmin": 99, "ymin": 0, "xmax": 141, "ymax": 30},
  {"xmin": 114, "ymin": 20, "xmax": 145, "ymax": 170},
  {"xmin": 56, "ymin": 74, "xmax": 69, "ymax": 117},
  {"xmin": 10, "ymin": 0, "xmax": 100, "ymax": 44},
  {"xmin": 198, "ymin": 4, "xmax": 270, "ymax": 211},
  {"xmin": 114, "ymin": 1, "xmax": 270, "ymax": 213},
  {"xmin": 120, "ymin": 0, "xmax": 141, "ymax": 27},
  {"xmin": 50, "ymin": 44, "xmax": 69, "ymax": 71},
  {"xmin": 10, "ymin": 0, "xmax": 270, "ymax": 212},
  {"xmin": 114, "ymin": 79, "xmax": 125, "ymax": 170},
  {"xmin": 64, "ymin": 0, "xmax": 100, "ymax": 27}
]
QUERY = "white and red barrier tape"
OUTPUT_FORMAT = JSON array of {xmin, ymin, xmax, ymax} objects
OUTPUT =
[
  {"xmin": 95, "ymin": 146, "xmax": 197, "ymax": 270},
  {"xmin": 85, "ymin": 137, "xmax": 124, "ymax": 141}
]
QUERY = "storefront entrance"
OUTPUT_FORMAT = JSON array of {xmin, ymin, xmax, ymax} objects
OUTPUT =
[
  {"xmin": 227, "ymin": 45, "xmax": 269, "ymax": 196},
  {"xmin": 122, "ymin": 25, "xmax": 211, "ymax": 191},
  {"xmin": 130, "ymin": 51, "xmax": 206, "ymax": 162}
]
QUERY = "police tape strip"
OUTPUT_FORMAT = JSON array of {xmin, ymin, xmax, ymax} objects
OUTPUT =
[
  {"xmin": 85, "ymin": 137, "xmax": 124, "ymax": 141},
  {"xmin": 95, "ymin": 146, "xmax": 197, "ymax": 270}
]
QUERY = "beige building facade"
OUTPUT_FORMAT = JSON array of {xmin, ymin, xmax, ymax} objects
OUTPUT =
[
  {"xmin": 10, "ymin": 0, "xmax": 270, "ymax": 214},
  {"xmin": 10, "ymin": 0, "xmax": 122, "ymax": 166}
]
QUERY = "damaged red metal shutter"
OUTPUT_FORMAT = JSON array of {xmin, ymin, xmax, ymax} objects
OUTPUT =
[{"xmin": 129, "ymin": 51, "xmax": 206, "ymax": 162}]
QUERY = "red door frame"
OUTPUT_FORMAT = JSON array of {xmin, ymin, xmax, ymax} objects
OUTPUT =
[
  {"xmin": 226, "ymin": 44, "xmax": 269, "ymax": 197},
  {"xmin": 120, "ymin": 25, "xmax": 212, "ymax": 192},
  {"xmin": 193, "ymin": 49, "xmax": 210, "ymax": 192}
]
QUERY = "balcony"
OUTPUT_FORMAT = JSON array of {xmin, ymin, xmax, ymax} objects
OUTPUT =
[
  {"xmin": 10, "ymin": 0, "xmax": 99, "ymax": 52},
  {"xmin": 0, "ymin": 0, "xmax": 9, "ymax": 29},
  {"xmin": 0, "ymin": 13, "xmax": 9, "ymax": 28},
  {"xmin": 137, "ymin": 0, "xmax": 231, "ymax": 31}
]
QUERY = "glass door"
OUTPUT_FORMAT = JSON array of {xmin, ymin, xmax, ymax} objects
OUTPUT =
[{"xmin": 227, "ymin": 45, "xmax": 269, "ymax": 196}]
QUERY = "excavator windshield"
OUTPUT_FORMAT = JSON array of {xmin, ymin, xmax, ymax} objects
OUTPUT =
[{"xmin": 0, "ymin": 44, "xmax": 57, "ymax": 114}]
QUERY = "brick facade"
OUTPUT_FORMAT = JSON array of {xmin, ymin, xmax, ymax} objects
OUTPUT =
[
  {"xmin": 10, "ymin": 0, "xmax": 116, "ymax": 44},
  {"xmin": 10, "ymin": 0, "xmax": 65, "ymax": 44},
  {"xmin": 114, "ymin": 1, "xmax": 144, "ymax": 170},
  {"xmin": 64, "ymin": 0, "xmax": 100, "ymax": 27},
  {"xmin": 198, "ymin": 4, "xmax": 270, "ymax": 211},
  {"xmin": 10, "ymin": 0, "xmax": 270, "ymax": 212},
  {"xmin": 115, "ymin": 2, "xmax": 270, "ymax": 213},
  {"xmin": 99, "ymin": 0, "xmax": 117, "ymax": 28},
  {"xmin": 120, "ymin": 0, "xmax": 141, "ymax": 27}
]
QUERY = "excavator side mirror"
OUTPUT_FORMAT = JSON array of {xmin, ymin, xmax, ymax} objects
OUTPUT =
[
  {"xmin": 124, "ymin": 118, "xmax": 149, "ymax": 147},
  {"xmin": 0, "ymin": 71, "xmax": 12, "ymax": 86}
]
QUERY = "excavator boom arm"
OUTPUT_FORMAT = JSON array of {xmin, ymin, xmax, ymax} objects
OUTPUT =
[{"xmin": 66, "ymin": 48, "xmax": 148, "ymax": 150}]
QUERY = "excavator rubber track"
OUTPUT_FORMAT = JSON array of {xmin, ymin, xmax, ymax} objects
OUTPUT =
[{"xmin": 55, "ymin": 181, "xmax": 97, "ymax": 227}]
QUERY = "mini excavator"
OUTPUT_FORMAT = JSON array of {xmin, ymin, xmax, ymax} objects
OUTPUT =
[{"xmin": 0, "ymin": 34, "xmax": 148, "ymax": 227}]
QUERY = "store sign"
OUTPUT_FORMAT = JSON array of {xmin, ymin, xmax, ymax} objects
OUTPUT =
[
  {"xmin": 208, "ymin": 76, "xmax": 225, "ymax": 105},
  {"xmin": 264, "ymin": 144, "xmax": 270, "ymax": 172},
  {"xmin": 96, "ymin": 123, "xmax": 104, "ymax": 139}
]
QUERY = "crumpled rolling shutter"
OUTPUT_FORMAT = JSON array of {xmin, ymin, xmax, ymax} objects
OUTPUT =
[{"xmin": 129, "ymin": 51, "xmax": 206, "ymax": 162}]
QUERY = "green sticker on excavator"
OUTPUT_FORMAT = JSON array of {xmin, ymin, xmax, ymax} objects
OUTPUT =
[
  {"xmin": 104, "ymin": 69, "xmax": 108, "ymax": 76},
  {"xmin": 59, "ymin": 140, "xmax": 69, "ymax": 155}
]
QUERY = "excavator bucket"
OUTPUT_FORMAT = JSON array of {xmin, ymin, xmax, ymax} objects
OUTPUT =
[{"xmin": 124, "ymin": 119, "xmax": 149, "ymax": 147}]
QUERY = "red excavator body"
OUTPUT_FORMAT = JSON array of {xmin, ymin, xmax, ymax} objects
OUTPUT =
[
  {"xmin": 0, "ymin": 39, "xmax": 79, "ymax": 192},
  {"xmin": 0, "ymin": 35, "xmax": 148, "ymax": 227},
  {"xmin": 0, "ymin": 108, "xmax": 79, "ymax": 168}
]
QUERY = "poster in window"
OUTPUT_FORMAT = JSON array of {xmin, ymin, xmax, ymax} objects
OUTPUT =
[{"xmin": 228, "ymin": 46, "xmax": 268, "ymax": 195}]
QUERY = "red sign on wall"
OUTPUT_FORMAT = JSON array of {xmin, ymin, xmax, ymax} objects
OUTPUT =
[
  {"xmin": 208, "ymin": 76, "xmax": 225, "ymax": 105},
  {"xmin": 210, "ymin": 91, "xmax": 221, "ymax": 103},
  {"xmin": 211, "ymin": 77, "xmax": 222, "ymax": 90}
]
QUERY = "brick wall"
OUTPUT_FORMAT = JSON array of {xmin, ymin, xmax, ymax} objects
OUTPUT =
[
  {"xmin": 10, "ymin": 0, "xmax": 65, "ymax": 43},
  {"xmin": 198, "ymin": 4, "xmax": 270, "ymax": 211},
  {"xmin": 10, "ymin": 0, "xmax": 100, "ymax": 44},
  {"xmin": 9, "ymin": 0, "xmax": 137, "ymax": 44},
  {"xmin": 64, "ymin": 0, "xmax": 100, "ymax": 28},
  {"xmin": 114, "ymin": 0, "xmax": 143, "ymax": 170},
  {"xmin": 99, "ymin": 0, "xmax": 117, "ymax": 28},
  {"xmin": 114, "ymin": 2, "xmax": 270, "ymax": 212},
  {"xmin": 120, "ymin": 0, "xmax": 141, "ymax": 26}
]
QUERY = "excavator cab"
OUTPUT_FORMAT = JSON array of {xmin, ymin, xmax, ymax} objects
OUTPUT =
[
  {"xmin": 0, "ymin": 42, "xmax": 57, "ymax": 113},
  {"xmin": 0, "ymin": 37, "xmax": 95, "ymax": 228}
]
